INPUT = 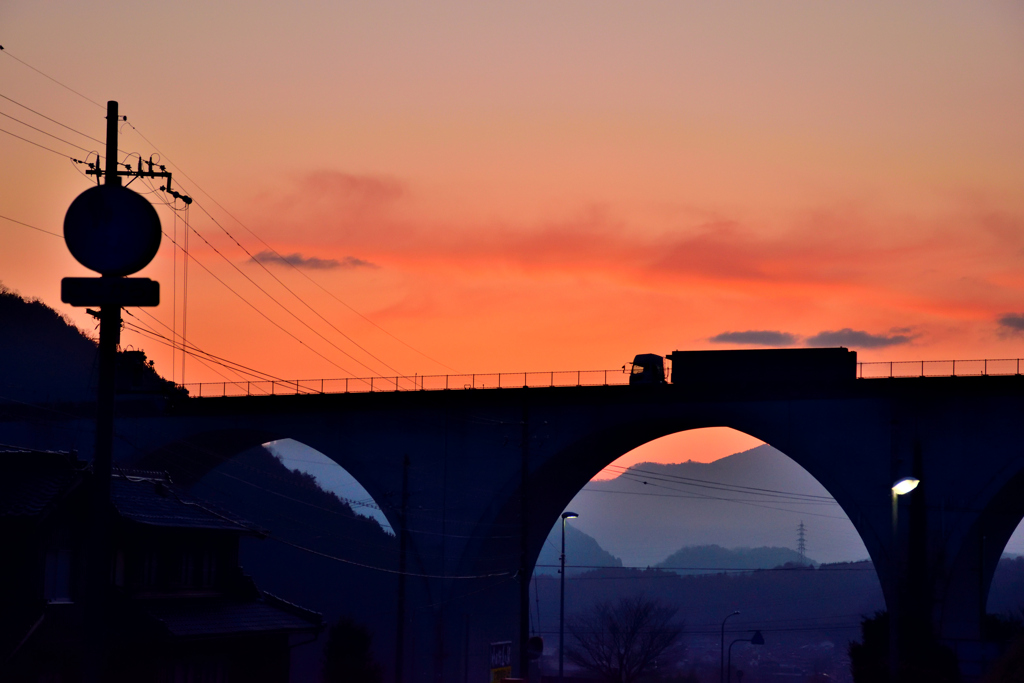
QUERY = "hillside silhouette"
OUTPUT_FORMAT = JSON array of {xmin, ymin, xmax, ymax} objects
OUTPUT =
[
  {"xmin": 0, "ymin": 286, "xmax": 177, "ymax": 404},
  {"xmin": 0, "ymin": 289, "xmax": 396, "ymax": 680},
  {"xmin": 191, "ymin": 446, "xmax": 399, "ymax": 682}
]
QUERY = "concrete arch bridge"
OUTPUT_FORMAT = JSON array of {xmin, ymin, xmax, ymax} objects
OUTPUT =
[{"xmin": 4, "ymin": 348, "xmax": 1024, "ymax": 681}]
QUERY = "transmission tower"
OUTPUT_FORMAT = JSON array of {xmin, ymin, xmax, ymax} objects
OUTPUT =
[{"xmin": 797, "ymin": 521, "xmax": 807, "ymax": 564}]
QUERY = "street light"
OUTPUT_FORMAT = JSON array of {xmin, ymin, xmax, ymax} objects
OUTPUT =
[
  {"xmin": 720, "ymin": 611, "xmax": 740, "ymax": 683},
  {"xmin": 892, "ymin": 477, "xmax": 920, "ymax": 496},
  {"xmin": 890, "ymin": 476, "xmax": 920, "ymax": 680},
  {"xmin": 559, "ymin": 511, "xmax": 578, "ymax": 682},
  {"xmin": 727, "ymin": 630, "xmax": 764, "ymax": 683}
]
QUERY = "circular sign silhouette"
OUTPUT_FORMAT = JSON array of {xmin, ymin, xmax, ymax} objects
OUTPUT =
[{"xmin": 64, "ymin": 185, "xmax": 162, "ymax": 276}]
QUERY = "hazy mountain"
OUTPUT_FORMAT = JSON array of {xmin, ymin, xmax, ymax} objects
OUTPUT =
[
  {"xmin": 563, "ymin": 445, "xmax": 870, "ymax": 566},
  {"xmin": 535, "ymin": 523, "xmax": 623, "ymax": 576},
  {"xmin": 656, "ymin": 544, "xmax": 815, "ymax": 575}
]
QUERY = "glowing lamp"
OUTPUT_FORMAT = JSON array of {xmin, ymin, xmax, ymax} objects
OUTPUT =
[{"xmin": 892, "ymin": 477, "xmax": 920, "ymax": 496}]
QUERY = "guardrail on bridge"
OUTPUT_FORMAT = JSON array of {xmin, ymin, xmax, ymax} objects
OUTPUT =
[
  {"xmin": 180, "ymin": 358, "xmax": 1023, "ymax": 398},
  {"xmin": 183, "ymin": 369, "xmax": 631, "ymax": 398}
]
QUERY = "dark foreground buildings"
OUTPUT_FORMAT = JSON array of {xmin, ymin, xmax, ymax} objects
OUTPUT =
[{"xmin": 0, "ymin": 449, "xmax": 321, "ymax": 682}]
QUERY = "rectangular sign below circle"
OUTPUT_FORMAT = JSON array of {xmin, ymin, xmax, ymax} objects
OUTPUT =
[{"xmin": 61, "ymin": 277, "xmax": 159, "ymax": 307}]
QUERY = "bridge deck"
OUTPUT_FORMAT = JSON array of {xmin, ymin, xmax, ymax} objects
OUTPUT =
[{"xmin": 181, "ymin": 357, "xmax": 1024, "ymax": 398}]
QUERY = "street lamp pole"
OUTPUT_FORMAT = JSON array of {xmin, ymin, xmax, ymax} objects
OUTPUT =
[
  {"xmin": 720, "ymin": 611, "xmax": 740, "ymax": 683},
  {"xmin": 559, "ymin": 511, "xmax": 578, "ymax": 682},
  {"xmin": 890, "ymin": 476, "xmax": 920, "ymax": 681},
  {"xmin": 727, "ymin": 631, "xmax": 765, "ymax": 683}
]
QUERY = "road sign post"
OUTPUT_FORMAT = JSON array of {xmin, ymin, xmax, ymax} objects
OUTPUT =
[{"xmin": 61, "ymin": 100, "xmax": 165, "ymax": 683}]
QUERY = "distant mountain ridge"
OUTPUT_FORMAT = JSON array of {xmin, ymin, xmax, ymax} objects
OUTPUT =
[
  {"xmin": 563, "ymin": 444, "xmax": 869, "ymax": 566},
  {"xmin": 656, "ymin": 544, "xmax": 815, "ymax": 575},
  {"xmin": 535, "ymin": 523, "xmax": 622, "ymax": 575}
]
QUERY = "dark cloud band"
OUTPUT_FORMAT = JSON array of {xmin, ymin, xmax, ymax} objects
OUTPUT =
[
  {"xmin": 252, "ymin": 250, "xmax": 377, "ymax": 270},
  {"xmin": 998, "ymin": 313, "xmax": 1024, "ymax": 332},
  {"xmin": 806, "ymin": 328, "xmax": 911, "ymax": 349},
  {"xmin": 709, "ymin": 330, "xmax": 798, "ymax": 346}
]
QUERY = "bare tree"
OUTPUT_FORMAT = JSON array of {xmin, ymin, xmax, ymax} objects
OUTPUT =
[{"xmin": 565, "ymin": 596, "xmax": 684, "ymax": 683}]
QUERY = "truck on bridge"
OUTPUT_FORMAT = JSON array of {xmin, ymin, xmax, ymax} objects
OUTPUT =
[{"xmin": 629, "ymin": 347, "xmax": 857, "ymax": 386}]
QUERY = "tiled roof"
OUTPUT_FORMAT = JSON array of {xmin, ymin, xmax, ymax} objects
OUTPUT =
[
  {"xmin": 111, "ymin": 473, "xmax": 260, "ymax": 534},
  {"xmin": 143, "ymin": 597, "xmax": 321, "ymax": 637},
  {"xmin": 0, "ymin": 451, "xmax": 82, "ymax": 518}
]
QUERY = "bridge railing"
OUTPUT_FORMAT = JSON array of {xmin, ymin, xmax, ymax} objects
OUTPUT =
[
  {"xmin": 180, "ymin": 358, "xmax": 1024, "ymax": 397},
  {"xmin": 182, "ymin": 369, "xmax": 631, "ymax": 398},
  {"xmin": 857, "ymin": 358, "xmax": 1023, "ymax": 379}
]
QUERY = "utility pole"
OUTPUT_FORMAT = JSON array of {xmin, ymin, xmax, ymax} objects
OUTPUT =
[
  {"xmin": 395, "ymin": 455, "xmax": 410, "ymax": 683},
  {"xmin": 519, "ymin": 403, "xmax": 530, "ymax": 679},
  {"xmin": 62, "ymin": 100, "xmax": 170, "ymax": 682},
  {"xmin": 83, "ymin": 99, "xmax": 121, "ymax": 683}
]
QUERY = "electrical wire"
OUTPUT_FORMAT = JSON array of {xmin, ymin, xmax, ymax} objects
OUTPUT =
[
  {"xmin": 0, "ymin": 46, "xmax": 105, "ymax": 109},
  {"xmin": 124, "ymin": 122, "xmax": 456, "ymax": 373},
  {"xmin": 153, "ymin": 222, "xmax": 369, "ymax": 382},
  {"xmin": 127, "ymin": 308, "xmax": 254, "ymax": 385},
  {"xmin": 269, "ymin": 535, "xmax": 512, "ymax": 579},
  {"xmin": 0, "ymin": 213, "xmax": 61, "ymax": 238},
  {"xmin": 121, "ymin": 316, "xmax": 239, "ymax": 386},
  {"xmin": 0, "ymin": 125, "xmax": 75, "ymax": 157},
  {"xmin": 535, "ymin": 564, "xmax": 874, "ymax": 573},
  {"xmin": 121, "ymin": 321, "xmax": 287, "ymax": 385},
  {"xmin": 145, "ymin": 186, "xmax": 372, "ymax": 380},
  {"xmin": 190, "ymin": 196, "xmax": 404, "ymax": 376},
  {"xmin": 0, "ymin": 110, "xmax": 92, "ymax": 153},
  {"xmin": 0, "ymin": 93, "xmax": 105, "ymax": 145},
  {"xmin": 577, "ymin": 486, "xmax": 849, "ymax": 522},
  {"xmin": 603, "ymin": 464, "xmax": 836, "ymax": 502}
]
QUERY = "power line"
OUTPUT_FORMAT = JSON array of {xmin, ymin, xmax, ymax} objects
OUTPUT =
[
  {"xmin": 577, "ymin": 484, "xmax": 850, "ymax": 521},
  {"xmin": 2, "ymin": 54, "xmax": 449, "ymax": 375},
  {"xmin": 0, "ymin": 92, "xmax": 105, "ymax": 144},
  {"xmin": 536, "ymin": 564, "xmax": 875, "ymax": 572},
  {"xmin": 0, "ymin": 213, "xmax": 61, "ymax": 238},
  {"xmin": 0, "ymin": 125, "xmax": 76, "ymax": 157},
  {"xmin": 189, "ymin": 196, "xmax": 403, "ymax": 376},
  {"xmin": 146, "ymin": 187, "xmax": 374, "ymax": 379},
  {"xmin": 269, "ymin": 535, "xmax": 512, "ymax": 579},
  {"xmin": 121, "ymin": 320, "xmax": 248, "ymax": 386},
  {"xmin": 126, "ymin": 308, "xmax": 262, "ymax": 386},
  {"xmin": 125, "ymin": 121, "xmax": 457, "ymax": 373},
  {"xmin": 604, "ymin": 464, "xmax": 836, "ymax": 501},
  {"xmin": 0, "ymin": 46, "xmax": 105, "ymax": 109},
  {"xmin": 0, "ymin": 110, "xmax": 93, "ymax": 153},
  {"xmin": 122, "ymin": 320, "xmax": 287, "ymax": 385}
]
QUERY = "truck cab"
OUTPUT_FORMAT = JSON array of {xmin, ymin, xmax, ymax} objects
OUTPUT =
[{"xmin": 627, "ymin": 353, "xmax": 666, "ymax": 385}]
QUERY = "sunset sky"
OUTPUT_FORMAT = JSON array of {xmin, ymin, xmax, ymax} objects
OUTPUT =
[{"xmin": 2, "ymin": 2, "xmax": 1023, "ymax": 465}]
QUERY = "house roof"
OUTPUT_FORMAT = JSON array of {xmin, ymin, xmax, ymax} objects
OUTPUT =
[
  {"xmin": 110, "ymin": 471, "xmax": 261, "ymax": 534},
  {"xmin": 0, "ymin": 450, "xmax": 84, "ymax": 518},
  {"xmin": 0, "ymin": 451, "xmax": 258, "ymax": 535},
  {"xmin": 142, "ymin": 596, "xmax": 321, "ymax": 637}
]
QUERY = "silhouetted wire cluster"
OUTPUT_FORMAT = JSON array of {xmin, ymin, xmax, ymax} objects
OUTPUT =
[{"xmin": 1, "ymin": 44, "xmax": 455, "ymax": 386}]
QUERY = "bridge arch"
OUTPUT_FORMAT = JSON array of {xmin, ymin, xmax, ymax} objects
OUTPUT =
[
  {"xmin": 134, "ymin": 426, "xmax": 400, "ymax": 534},
  {"xmin": 478, "ymin": 412, "xmax": 893, "ymax": 595}
]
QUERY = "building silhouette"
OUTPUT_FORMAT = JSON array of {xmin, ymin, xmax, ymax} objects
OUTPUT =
[{"xmin": 0, "ymin": 449, "xmax": 321, "ymax": 682}]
